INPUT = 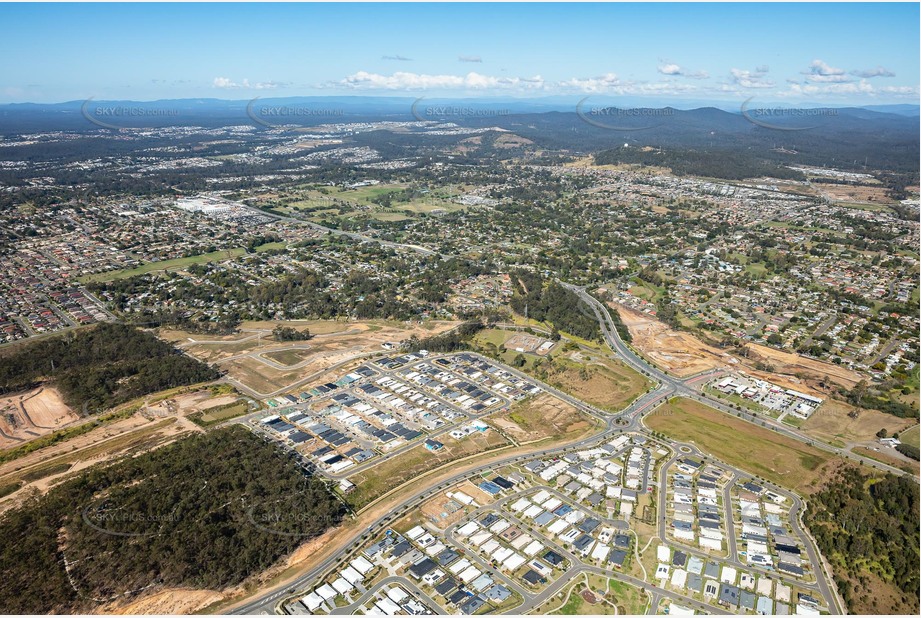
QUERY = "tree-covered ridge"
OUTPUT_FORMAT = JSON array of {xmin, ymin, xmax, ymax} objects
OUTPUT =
[
  {"xmin": 509, "ymin": 269, "xmax": 600, "ymax": 341},
  {"xmin": 0, "ymin": 323, "xmax": 219, "ymax": 412},
  {"xmin": 804, "ymin": 467, "xmax": 919, "ymax": 614},
  {"xmin": 594, "ymin": 146, "xmax": 807, "ymax": 181},
  {"xmin": 0, "ymin": 426, "xmax": 344, "ymax": 614}
]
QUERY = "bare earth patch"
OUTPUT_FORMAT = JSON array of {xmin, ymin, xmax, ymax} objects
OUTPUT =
[
  {"xmin": 615, "ymin": 306, "xmax": 737, "ymax": 377},
  {"xmin": 490, "ymin": 392, "xmax": 594, "ymax": 443},
  {"xmin": 801, "ymin": 398, "xmax": 917, "ymax": 447},
  {"xmin": 172, "ymin": 319, "xmax": 459, "ymax": 397},
  {"xmin": 617, "ymin": 305, "xmax": 864, "ymax": 394},
  {"xmin": 100, "ymin": 588, "xmax": 224, "ymax": 615},
  {"xmin": 0, "ymin": 387, "xmax": 79, "ymax": 449}
]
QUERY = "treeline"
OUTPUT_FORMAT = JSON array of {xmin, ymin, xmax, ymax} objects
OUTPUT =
[
  {"xmin": 804, "ymin": 468, "xmax": 919, "ymax": 614},
  {"xmin": 508, "ymin": 270, "xmax": 600, "ymax": 341},
  {"xmin": 844, "ymin": 380, "xmax": 917, "ymax": 419},
  {"xmin": 273, "ymin": 325, "xmax": 312, "ymax": 341},
  {"xmin": 0, "ymin": 426, "xmax": 344, "ymax": 613},
  {"xmin": 403, "ymin": 321, "xmax": 485, "ymax": 353},
  {"xmin": 0, "ymin": 323, "xmax": 219, "ymax": 412},
  {"xmin": 896, "ymin": 444, "xmax": 919, "ymax": 461}
]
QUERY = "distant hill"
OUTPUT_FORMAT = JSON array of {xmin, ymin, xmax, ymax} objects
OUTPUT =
[{"xmin": 0, "ymin": 97, "xmax": 916, "ymax": 174}]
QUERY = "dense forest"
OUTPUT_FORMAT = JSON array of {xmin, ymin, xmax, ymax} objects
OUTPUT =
[
  {"xmin": 804, "ymin": 467, "xmax": 919, "ymax": 614},
  {"xmin": 0, "ymin": 323, "xmax": 219, "ymax": 412},
  {"xmin": 594, "ymin": 146, "xmax": 806, "ymax": 181},
  {"xmin": 508, "ymin": 270, "xmax": 600, "ymax": 341},
  {"xmin": 0, "ymin": 426, "xmax": 344, "ymax": 613}
]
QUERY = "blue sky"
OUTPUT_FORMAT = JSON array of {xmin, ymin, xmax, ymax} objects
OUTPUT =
[{"xmin": 2, "ymin": 2, "xmax": 918, "ymax": 105}]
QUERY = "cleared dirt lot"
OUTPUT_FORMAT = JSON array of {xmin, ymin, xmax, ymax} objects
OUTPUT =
[
  {"xmin": 0, "ymin": 387, "xmax": 79, "ymax": 449},
  {"xmin": 100, "ymin": 588, "xmax": 224, "ymax": 615},
  {"xmin": 801, "ymin": 398, "xmax": 917, "ymax": 447},
  {"xmin": 489, "ymin": 392, "xmax": 597, "ymax": 444},
  {"xmin": 813, "ymin": 181, "xmax": 894, "ymax": 205},
  {"xmin": 166, "ymin": 319, "xmax": 459, "ymax": 396},
  {"xmin": 744, "ymin": 342, "xmax": 864, "ymax": 391},
  {"xmin": 617, "ymin": 305, "xmax": 864, "ymax": 394},
  {"xmin": 419, "ymin": 491, "xmax": 471, "ymax": 530},
  {"xmin": 0, "ymin": 387, "xmax": 236, "ymax": 514},
  {"xmin": 616, "ymin": 306, "xmax": 739, "ymax": 376},
  {"xmin": 0, "ymin": 416, "xmax": 192, "ymax": 515}
]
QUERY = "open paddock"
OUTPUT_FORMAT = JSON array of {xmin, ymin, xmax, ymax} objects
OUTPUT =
[
  {"xmin": 645, "ymin": 397, "xmax": 842, "ymax": 492},
  {"xmin": 346, "ymin": 430, "xmax": 510, "ymax": 510}
]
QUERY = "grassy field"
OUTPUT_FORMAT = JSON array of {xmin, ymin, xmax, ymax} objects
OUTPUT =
[
  {"xmin": 262, "ymin": 348, "xmax": 314, "ymax": 366},
  {"xmin": 78, "ymin": 248, "xmax": 248, "ymax": 283},
  {"xmin": 471, "ymin": 330, "xmax": 649, "ymax": 413},
  {"xmin": 901, "ymin": 424, "xmax": 920, "ymax": 448},
  {"xmin": 77, "ymin": 242, "xmax": 286, "ymax": 284},
  {"xmin": 645, "ymin": 397, "xmax": 840, "ymax": 491},
  {"xmin": 190, "ymin": 401, "xmax": 251, "ymax": 427},
  {"xmin": 539, "ymin": 356, "xmax": 650, "ymax": 413},
  {"xmin": 547, "ymin": 574, "xmax": 645, "ymax": 615},
  {"xmin": 628, "ymin": 277, "xmax": 666, "ymax": 303},
  {"xmin": 852, "ymin": 446, "xmax": 918, "ymax": 475},
  {"xmin": 347, "ymin": 430, "xmax": 510, "ymax": 510},
  {"xmin": 605, "ymin": 578, "xmax": 649, "ymax": 615}
]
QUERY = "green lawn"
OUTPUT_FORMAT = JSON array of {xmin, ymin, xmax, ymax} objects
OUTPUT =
[{"xmin": 900, "ymin": 424, "xmax": 920, "ymax": 449}]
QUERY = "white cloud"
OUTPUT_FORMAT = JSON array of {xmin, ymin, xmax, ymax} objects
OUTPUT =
[
  {"xmin": 559, "ymin": 73, "xmax": 622, "ymax": 93},
  {"xmin": 658, "ymin": 63, "xmax": 681, "ymax": 76},
  {"xmin": 213, "ymin": 77, "xmax": 287, "ymax": 90},
  {"xmin": 338, "ymin": 71, "xmax": 543, "ymax": 91},
  {"xmin": 850, "ymin": 65, "xmax": 895, "ymax": 78},
  {"xmin": 781, "ymin": 79, "xmax": 918, "ymax": 99},
  {"xmin": 730, "ymin": 67, "xmax": 774, "ymax": 88},
  {"xmin": 657, "ymin": 63, "xmax": 709, "ymax": 79},
  {"xmin": 458, "ymin": 55, "xmax": 483, "ymax": 63},
  {"xmin": 802, "ymin": 59, "xmax": 851, "ymax": 83}
]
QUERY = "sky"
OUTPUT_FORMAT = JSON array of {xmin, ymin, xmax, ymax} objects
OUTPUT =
[{"xmin": 1, "ymin": 2, "xmax": 919, "ymax": 106}]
